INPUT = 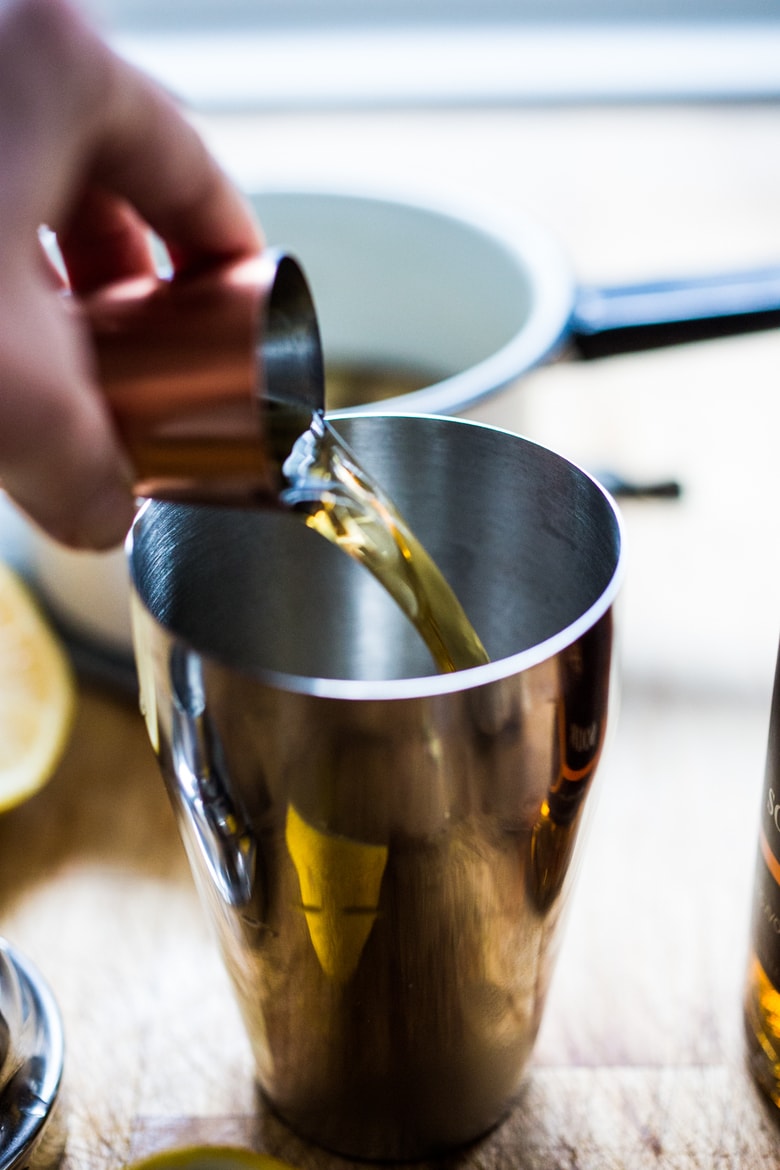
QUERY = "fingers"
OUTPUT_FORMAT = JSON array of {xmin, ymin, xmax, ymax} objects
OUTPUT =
[
  {"xmin": 56, "ymin": 187, "xmax": 158, "ymax": 296},
  {"xmin": 55, "ymin": 67, "xmax": 264, "ymax": 287},
  {"xmin": 0, "ymin": 278, "xmax": 136, "ymax": 549},
  {"xmin": 0, "ymin": 0, "xmax": 264, "ymax": 549},
  {"xmin": 0, "ymin": 0, "xmax": 262, "ymax": 272},
  {"xmin": 87, "ymin": 61, "xmax": 264, "ymax": 272}
]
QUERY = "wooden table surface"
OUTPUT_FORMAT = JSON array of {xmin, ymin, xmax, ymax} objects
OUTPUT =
[{"xmin": 4, "ymin": 100, "xmax": 780, "ymax": 1169}]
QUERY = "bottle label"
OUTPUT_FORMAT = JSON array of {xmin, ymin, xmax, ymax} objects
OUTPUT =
[{"xmin": 752, "ymin": 663, "xmax": 780, "ymax": 988}]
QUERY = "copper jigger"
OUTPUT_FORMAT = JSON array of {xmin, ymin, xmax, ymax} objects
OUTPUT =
[{"xmin": 82, "ymin": 249, "xmax": 324, "ymax": 505}]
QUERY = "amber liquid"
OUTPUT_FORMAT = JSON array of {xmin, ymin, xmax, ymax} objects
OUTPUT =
[
  {"xmin": 325, "ymin": 360, "xmax": 444, "ymax": 410},
  {"xmin": 744, "ymin": 654, "xmax": 780, "ymax": 1112},
  {"xmin": 281, "ymin": 412, "xmax": 489, "ymax": 674},
  {"xmin": 744, "ymin": 953, "xmax": 780, "ymax": 1106}
]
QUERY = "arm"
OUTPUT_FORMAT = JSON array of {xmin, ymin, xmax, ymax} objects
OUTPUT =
[{"xmin": 0, "ymin": 0, "xmax": 262, "ymax": 548}]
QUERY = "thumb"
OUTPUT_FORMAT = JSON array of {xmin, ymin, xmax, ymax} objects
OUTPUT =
[{"xmin": 0, "ymin": 274, "xmax": 136, "ymax": 549}]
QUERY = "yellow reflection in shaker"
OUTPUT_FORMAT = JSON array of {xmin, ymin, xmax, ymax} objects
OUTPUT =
[{"xmin": 285, "ymin": 804, "xmax": 388, "ymax": 983}]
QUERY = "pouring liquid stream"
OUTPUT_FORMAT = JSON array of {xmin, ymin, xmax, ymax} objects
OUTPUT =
[{"xmin": 280, "ymin": 413, "xmax": 489, "ymax": 674}]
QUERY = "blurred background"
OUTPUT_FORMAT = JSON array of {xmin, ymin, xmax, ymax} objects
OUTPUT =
[
  {"xmin": 4, "ymin": 4, "xmax": 780, "ymax": 1165},
  {"xmin": 83, "ymin": 0, "xmax": 780, "ymax": 108}
]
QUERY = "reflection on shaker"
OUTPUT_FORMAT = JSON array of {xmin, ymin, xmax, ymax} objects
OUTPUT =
[
  {"xmin": 170, "ymin": 647, "xmax": 256, "ymax": 908},
  {"xmin": 285, "ymin": 804, "xmax": 388, "ymax": 983},
  {"xmin": 529, "ymin": 612, "xmax": 614, "ymax": 912}
]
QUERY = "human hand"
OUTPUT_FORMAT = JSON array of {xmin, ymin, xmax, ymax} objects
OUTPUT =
[{"xmin": 0, "ymin": 0, "xmax": 262, "ymax": 549}]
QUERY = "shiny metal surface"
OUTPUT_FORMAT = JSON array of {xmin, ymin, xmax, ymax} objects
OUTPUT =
[
  {"xmin": 0, "ymin": 940, "xmax": 66, "ymax": 1170},
  {"xmin": 128, "ymin": 414, "xmax": 622, "ymax": 1159},
  {"xmin": 83, "ymin": 249, "xmax": 323, "ymax": 505}
]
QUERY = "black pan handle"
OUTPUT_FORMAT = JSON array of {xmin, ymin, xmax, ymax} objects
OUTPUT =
[{"xmin": 570, "ymin": 266, "xmax": 780, "ymax": 359}]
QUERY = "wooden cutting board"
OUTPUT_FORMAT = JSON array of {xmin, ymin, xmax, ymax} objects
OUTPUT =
[{"xmin": 0, "ymin": 682, "xmax": 778, "ymax": 1170}]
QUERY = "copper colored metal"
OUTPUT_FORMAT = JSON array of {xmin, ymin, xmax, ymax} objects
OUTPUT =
[{"xmin": 82, "ymin": 249, "xmax": 324, "ymax": 505}]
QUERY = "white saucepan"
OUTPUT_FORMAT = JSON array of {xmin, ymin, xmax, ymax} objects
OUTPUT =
[{"xmin": 23, "ymin": 186, "xmax": 780, "ymax": 672}]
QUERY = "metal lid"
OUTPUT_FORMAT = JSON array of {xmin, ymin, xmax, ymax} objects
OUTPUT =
[{"xmin": 0, "ymin": 940, "xmax": 66, "ymax": 1170}]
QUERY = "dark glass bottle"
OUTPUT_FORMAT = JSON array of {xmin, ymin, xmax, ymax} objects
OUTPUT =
[{"xmin": 745, "ymin": 642, "xmax": 780, "ymax": 1105}]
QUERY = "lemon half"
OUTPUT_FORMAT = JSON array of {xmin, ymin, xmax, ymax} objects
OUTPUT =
[
  {"xmin": 0, "ymin": 560, "xmax": 75, "ymax": 812},
  {"xmin": 125, "ymin": 1148, "xmax": 298, "ymax": 1170}
]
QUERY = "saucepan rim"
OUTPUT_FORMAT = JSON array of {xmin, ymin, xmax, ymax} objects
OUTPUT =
[{"xmin": 248, "ymin": 183, "xmax": 577, "ymax": 416}]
